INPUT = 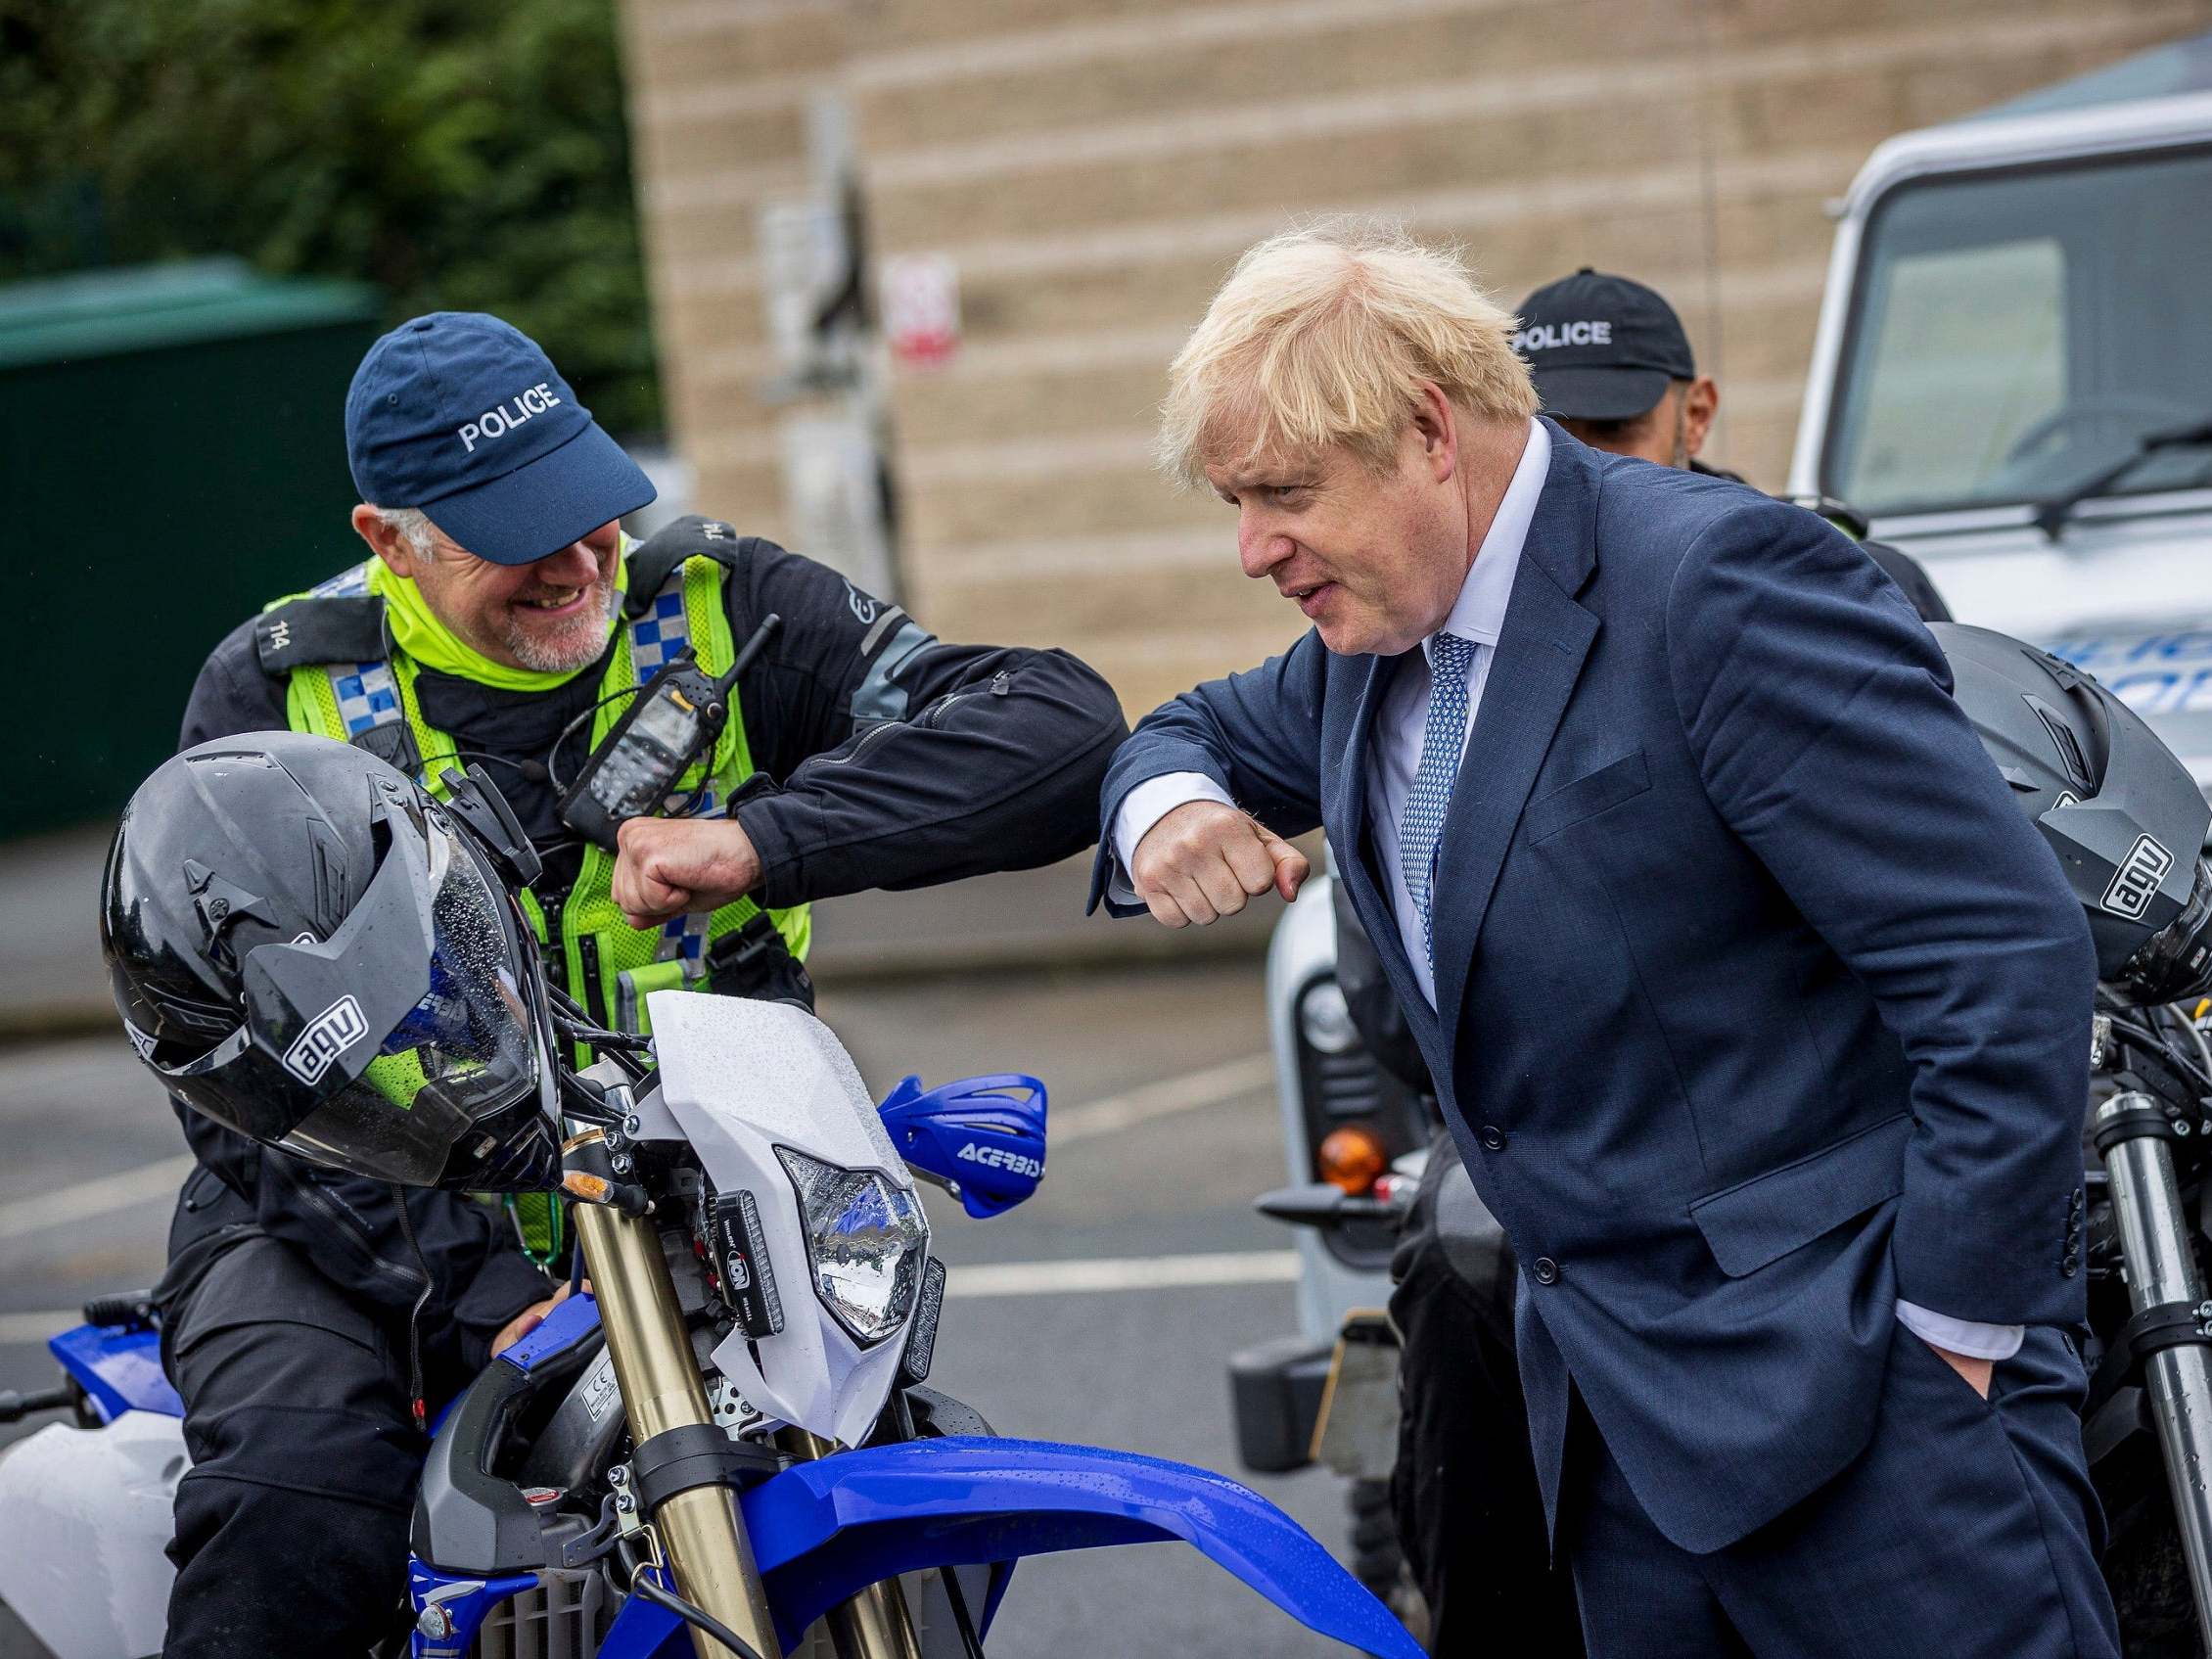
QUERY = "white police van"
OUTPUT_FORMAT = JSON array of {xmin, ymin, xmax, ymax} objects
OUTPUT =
[{"xmin": 1791, "ymin": 30, "xmax": 2212, "ymax": 772}]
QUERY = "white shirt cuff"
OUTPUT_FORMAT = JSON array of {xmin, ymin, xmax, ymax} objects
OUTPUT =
[
  {"xmin": 1894, "ymin": 1298, "xmax": 2025, "ymax": 1361},
  {"xmin": 1106, "ymin": 772, "xmax": 1234, "ymax": 905}
]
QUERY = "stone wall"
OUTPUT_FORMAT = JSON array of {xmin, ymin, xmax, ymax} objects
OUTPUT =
[{"xmin": 617, "ymin": 0, "xmax": 2211, "ymax": 717}]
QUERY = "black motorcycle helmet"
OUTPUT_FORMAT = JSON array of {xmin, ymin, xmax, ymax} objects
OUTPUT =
[
  {"xmin": 102, "ymin": 732, "xmax": 562, "ymax": 1191},
  {"xmin": 1937, "ymin": 623, "xmax": 2212, "ymax": 1006}
]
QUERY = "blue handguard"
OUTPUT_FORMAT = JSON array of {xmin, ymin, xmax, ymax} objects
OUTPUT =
[{"xmin": 877, "ymin": 1073, "xmax": 1047, "ymax": 1219}]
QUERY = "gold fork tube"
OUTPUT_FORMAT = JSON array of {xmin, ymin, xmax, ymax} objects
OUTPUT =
[
  {"xmin": 779, "ymin": 1428, "xmax": 925, "ymax": 1659},
  {"xmin": 573, "ymin": 1193, "xmax": 779, "ymax": 1659}
]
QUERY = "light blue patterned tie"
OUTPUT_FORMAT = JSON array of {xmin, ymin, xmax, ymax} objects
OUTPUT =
[{"xmin": 1403, "ymin": 632, "xmax": 1477, "ymax": 966}]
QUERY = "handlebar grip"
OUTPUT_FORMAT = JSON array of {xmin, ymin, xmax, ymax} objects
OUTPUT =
[
  {"xmin": 0, "ymin": 1385, "xmax": 73, "ymax": 1424},
  {"xmin": 80, "ymin": 1292, "xmax": 155, "ymax": 1330}
]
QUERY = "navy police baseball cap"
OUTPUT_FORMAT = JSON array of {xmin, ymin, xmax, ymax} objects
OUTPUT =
[
  {"xmin": 1511, "ymin": 269, "xmax": 1696, "ymax": 422},
  {"xmin": 345, "ymin": 312, "xmax": 656, "ymax": 567}
]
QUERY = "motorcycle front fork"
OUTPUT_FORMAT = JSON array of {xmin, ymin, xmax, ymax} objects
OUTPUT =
[
  {"xmin": 573, "ymin": 1183, "xmax": 782, "ymax": 1659},
  {"xmin": 2097, "ymin": 1090, "xmax": 2212, "ymax": 1653},
  {"xmin": 570, "ymin": 1140, "xmax": 924, "ymax": 1659},
  {"xmin": 781, "ymin": 1427, "xmax": 926, "ymax": 1659}
]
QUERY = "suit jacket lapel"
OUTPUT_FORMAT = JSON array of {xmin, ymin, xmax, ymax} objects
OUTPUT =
[
  {"xmin": 1328, "ymin": 650, "xmax": 1392, "ymax": 880},
  {"xmin": 1429, "ymin": 426, "xmax": 1602, "ymax": 1037}
]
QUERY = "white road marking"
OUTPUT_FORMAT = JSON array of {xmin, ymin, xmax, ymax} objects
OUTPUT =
[
  {"xmin": 0, "ymin": 1247, "xmax": 1304, "ymax": 1342},
  {"xmin": 949, "ymin": 1249, "xmax": 1301, "ymax": 1299},
  {"xmin": 0, "ymin": 1311, "xmax": 76, "ymax": 1346},
  {"xmin": 0, "ymin": 1154, "xmax": 195, "ymax": 1243},
  {"xmin": 1052, "ymin": 1053, "xmax": 1272, "ymax": 1146},
  {"xmin": 0, "ymin": 1053, "xmax": 1269, "ymax": 1260}
]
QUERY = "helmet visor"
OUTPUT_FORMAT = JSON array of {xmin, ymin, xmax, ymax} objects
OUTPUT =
[{"xmin": 275, "ymin": 820, "xmax": 539, "ymax": 1184}]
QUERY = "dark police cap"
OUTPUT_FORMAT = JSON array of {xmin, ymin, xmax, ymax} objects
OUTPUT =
[
  {"xmin": 1511, "ymin": 268, "xmax": 1696, "ymax": 422},
  {"xmin": 345, "ymin": 312, "xmax": 656, "ymax": 567}
]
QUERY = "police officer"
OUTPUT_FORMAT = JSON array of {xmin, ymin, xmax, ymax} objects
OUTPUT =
[
  {"xmin": 153, "ymin": 311, "xmax": 1129, "ymax": 1657},
  {"xmin": 1377, "ymin": 271, "xmax": 1955, "ymax": 1656},
  {"xmin": 1512, "ymin": 266, "xmax": 1952, "ymax": 621}
]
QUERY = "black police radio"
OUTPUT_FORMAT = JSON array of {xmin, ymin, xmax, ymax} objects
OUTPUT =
[{"xmin": 558, "ymin": 614, "xmax": 781, "ymax": 851}]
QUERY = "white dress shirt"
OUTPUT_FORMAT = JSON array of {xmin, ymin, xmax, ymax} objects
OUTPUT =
[{"xmin": 1109, "ymin": 417, "xmax": 2018, "ymax": 1360}]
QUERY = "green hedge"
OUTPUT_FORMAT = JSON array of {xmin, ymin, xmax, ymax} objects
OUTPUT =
[{"xmin": 0, "ymin": 0, "xmax": 662, "ymax": 435}]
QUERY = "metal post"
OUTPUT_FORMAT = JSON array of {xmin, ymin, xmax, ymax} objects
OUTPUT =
[
  {"xmin": 573, "ymin": 1185, "xmax": 781, "ymax": 1659},
  {"xmin": 2097, "ymin": 1092, "xmax": 2212, "ymax": 1652},
  {"xmin": 779, "ymin": 1427, "xmax": 925, "ymax": 1659}
]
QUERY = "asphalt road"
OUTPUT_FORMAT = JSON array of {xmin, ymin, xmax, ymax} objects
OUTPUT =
[{"xmin": 0, "ymin": 958, "xmax": 1365, "ymax": 1658}]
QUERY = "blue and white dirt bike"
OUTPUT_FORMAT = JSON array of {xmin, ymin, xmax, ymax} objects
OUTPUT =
[{"xmin": 0, "ymin": 991, "xmax": 1420, "ymax": 1659}]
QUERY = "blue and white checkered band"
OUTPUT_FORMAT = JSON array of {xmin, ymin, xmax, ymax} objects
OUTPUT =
[
  {"xmin": 657, "ymin": 784, "xmax": 724, "ymax": 965},
  {"xmin": 331, "ymin": 661, "xmax": 402, "ymax": 737},
  {"xmin": 629, "ymin": 576, "xmax": 733, "ymax": 966},
  {"xmin": 628, "ymin": 581, "xmax": 691, "ymax": 685},
  {"xmin": 309, "ymin": 562, "xmax": 373, "ymax": 599}
]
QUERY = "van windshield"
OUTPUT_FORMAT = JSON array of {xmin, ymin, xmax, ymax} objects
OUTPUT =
[{"xmin": 1824, "ymin": 144, "xmax": 2212, "ymax": 519}]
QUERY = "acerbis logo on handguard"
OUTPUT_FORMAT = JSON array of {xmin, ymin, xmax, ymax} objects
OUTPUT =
[
  {"xmin": 283, "ymin": 995, "xmax": 370, "ymax": 1084},
  {"xmin": 956, "ymin": 1140, "xmax": 1042, "ymax": 1179},
  {"xmin": 2104, "ymin": 833, "xmax": 2175, "ymax": 920}
]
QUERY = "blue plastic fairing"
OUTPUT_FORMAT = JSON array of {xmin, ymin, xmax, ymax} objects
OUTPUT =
[
  {"xmin": 48, "ymin": 1324, "xmax": 181, "ymax": 1422},
  {"xmin": 407, "ymin": 1561, "xmax": 538, "ymax": 1658},
  {"xmin": 593, "ymin": 1566, "xmax": 686, "ymax": 1658},
  {"xmin": 737, "ymin": 1435, "xmax": 1423, "ymax": 1658},
  {"xmin": 876, "ymin": 1073, "xmax": 1047, "ymax": 1219},
  {"xmin": 496, "ymin": 1289, "xmax": 602, "ymax": 1374}
]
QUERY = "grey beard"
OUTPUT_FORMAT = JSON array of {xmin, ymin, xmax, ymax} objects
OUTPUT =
[{"xmin": 499, "ymin": 579, "xmax": 619, "ymax": 672}]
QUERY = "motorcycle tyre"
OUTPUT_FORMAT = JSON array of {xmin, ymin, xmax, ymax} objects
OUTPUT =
[
  {"xmin": 1349, "ymin": 1474, "xmax": 1402, "ymax": 1593},
  {"xmin": 2099, "ymin": 1464, "xmax": 2200, "ymax": 1658},
  {"xmin": 1348, "ymin": 1475, "xmax": 1426, "ymax": 1642}
]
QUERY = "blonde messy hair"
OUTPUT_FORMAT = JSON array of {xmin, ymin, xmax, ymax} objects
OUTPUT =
[{"xmin": 1158, "ymin": 218, "xmax": 1538, "ymax": 489}]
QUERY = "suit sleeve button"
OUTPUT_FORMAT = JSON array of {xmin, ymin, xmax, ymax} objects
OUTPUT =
[
  {"xmin": 1479, "ymin": 1125, "xmax": 1507, "ymax": 1152},
  {"xmin": 1532, "ymin": 1257, "xmax": 1559, "ymax": 1286}
]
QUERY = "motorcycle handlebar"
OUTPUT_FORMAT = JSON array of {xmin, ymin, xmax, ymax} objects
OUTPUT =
[{"xmin": 0, "ymin": 1384, "xmax": 73, "ymax": 1425}]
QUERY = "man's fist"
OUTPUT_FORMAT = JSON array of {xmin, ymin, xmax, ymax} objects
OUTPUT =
[
  {"xmin": 1129, "ymin": 800, "xmax": 1309, "ymax": 928},
  {"xmin": 612, "ymin": 817, "xmax": 762, "ymax": 928}
]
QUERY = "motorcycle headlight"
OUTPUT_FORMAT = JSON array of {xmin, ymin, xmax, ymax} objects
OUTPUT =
[{"xmin": 775, "ymin": 1148, "xmax": 929, "ymax": 1348}]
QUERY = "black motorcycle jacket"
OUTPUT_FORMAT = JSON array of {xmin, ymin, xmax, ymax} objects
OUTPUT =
[{"xmin": 164, "ymin": 521, "xmax": 1129, "ymax": 1368}]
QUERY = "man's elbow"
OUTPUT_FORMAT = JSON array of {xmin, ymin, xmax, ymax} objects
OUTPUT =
[
  {"xmin": 1076, "ymin": 658, "xmax": 1133, "ymax": 755},
  {"xmin": 1017, "ymin": 647, "xmax": 1129, "ymax": 753}
]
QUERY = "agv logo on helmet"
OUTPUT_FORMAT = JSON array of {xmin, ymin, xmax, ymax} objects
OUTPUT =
[
  {"xmin": 282, "ymin": 994, "xmax": 370, "ymax": 1084},
  {"xmin": 2104, "ymin": 834, "xmax": 2175, "ymax": 921}
]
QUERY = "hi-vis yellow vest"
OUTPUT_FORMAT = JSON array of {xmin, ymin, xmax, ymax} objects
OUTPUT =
[{"xmin": 261, "ymin": 549, "xmax": 810, "ymax": 1261}]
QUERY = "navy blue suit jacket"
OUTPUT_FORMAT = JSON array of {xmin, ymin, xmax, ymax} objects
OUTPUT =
[{"xmin": 1091, "ymin": 424, "xmax": 2096, "ymax": 1552}]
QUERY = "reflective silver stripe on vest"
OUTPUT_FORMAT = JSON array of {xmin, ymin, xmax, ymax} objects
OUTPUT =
[{"xmin": 310, "ymin": 562, "xmax": 373, "ymax": 599}]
